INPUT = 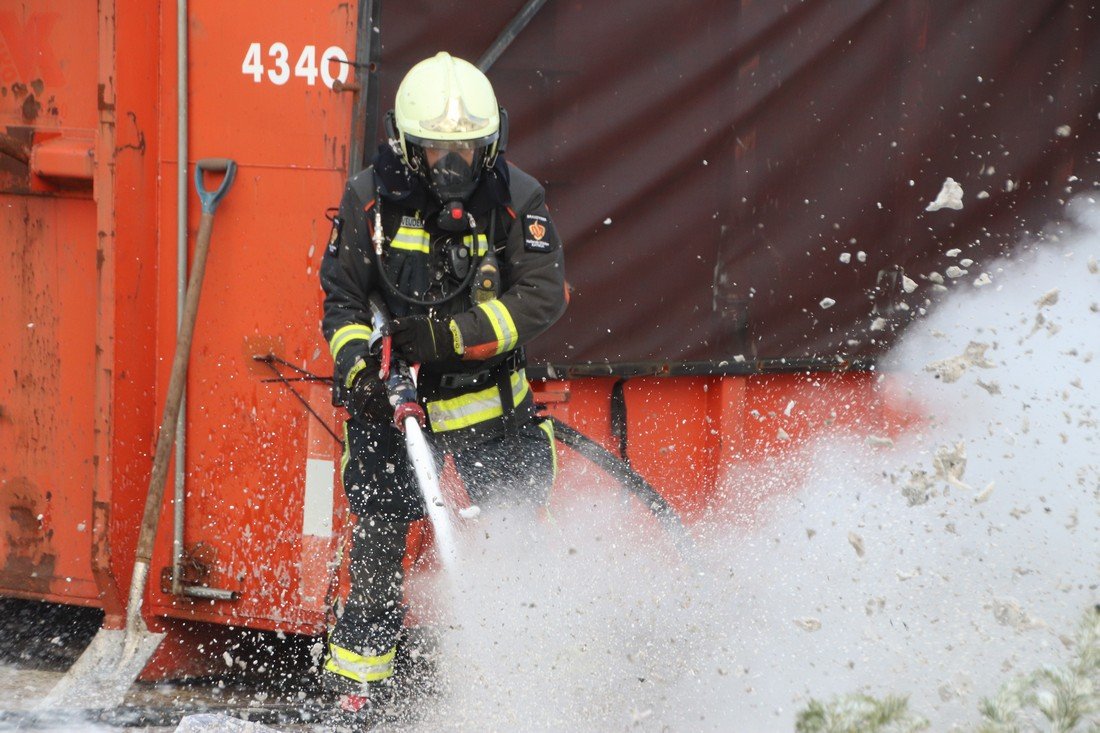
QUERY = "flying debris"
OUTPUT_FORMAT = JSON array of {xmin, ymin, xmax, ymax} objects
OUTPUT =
[{"xmin": 926, "ymin": 177, "xmax": 965, "ymax": 212}]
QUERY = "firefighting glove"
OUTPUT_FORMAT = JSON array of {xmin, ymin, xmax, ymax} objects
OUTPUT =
[
  {"xmin": 344, "ymin": 357, "xmax": 392, "ymax": 422},
  {"xmin": 390, "ymin": 314, "xmax": 461, "ymax": 364}
]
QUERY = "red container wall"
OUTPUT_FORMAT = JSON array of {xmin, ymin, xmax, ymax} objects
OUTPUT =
[
  {"xmin": 1, "ymin": 0, "xmax": 162, "ymax": 616},
  {"xmin": 0, "ymin": 197, "xmax": 99, "ymax": 603},
  {"xmin": 0, "ymin": 1, "xmax": 102, "ymax": 605},
  {"xmin": 144, "ymin": 2, "xmax": 358, "ymax": 632},
  {"xmin": 541, "ymin": 373, "xmax": 919, "ymax": 526},
  {"xmin": 2, "ymin": 1, "xmax": 922, "ymax": 644}
]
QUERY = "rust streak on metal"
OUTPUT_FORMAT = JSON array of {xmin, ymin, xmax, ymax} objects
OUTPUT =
[
  {"xmin": 0, "ymin": 479, "xmax": 58, "ymax": 595},
  {"xmin": 0, "ymin": 132, "xmax": 30, "ymax": 164},
  {"xmin": 331, "ymin": 79, "xmax": 360, "ymax": 93}
]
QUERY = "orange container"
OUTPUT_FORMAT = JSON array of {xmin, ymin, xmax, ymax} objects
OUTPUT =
[{"xmin": 1, "ymin": 1, "xmax": 920, "ymax": 678}]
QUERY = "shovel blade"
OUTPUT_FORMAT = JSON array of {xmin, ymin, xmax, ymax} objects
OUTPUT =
[{"xmin": 37, "ymin": 627, "xmax": 166, "ymax": 710}]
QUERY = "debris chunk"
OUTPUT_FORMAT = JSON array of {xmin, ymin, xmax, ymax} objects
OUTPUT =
[
  {"xmin": 902, "ymin": 470, "xmax": 935, "ymax": 506},
  {"xmin": 924, "ymin": 341, "xmax": 995, "ymax": 382},
  {"xmin": 974, "ymin": 273, "xmax": 993, "ymax": 287},
  {"xmin": 794, "ymin": 617, "xmax": 822, "ymax": 632},
  {"xmin": 926, "ymin": 177, "xmax": 964, "ymax": 211},
  {"xmin": 932, "ymin": 441, "xmax": 972, "ymax": 491},
  {"xmin": 975, "ymin": 379, "xmax": 1001, "ymax": 395},
  {"xmin": 847, "ymin": 532, "xmax": 865, "ymax": 558},
  {"xmin": 901, "ymin": 275, "xmax": 918, "ymax": 293},
  {"xmin": 1036, "ymin": 288, "xmax": 1060, "ymax": 308},
  {"xmin": 990, "ymin": 598, "xmax": 1045, "ymax": 631},
  {"xmin": 819, "ymin": 297, "xmax": 836, "ymax": 309}
]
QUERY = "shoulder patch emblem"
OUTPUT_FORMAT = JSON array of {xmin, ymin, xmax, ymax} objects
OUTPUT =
[
  {"xmin": 326, "ymin": 216, "xmax": 343, "ymax": 257},
  {"xmin": 523, "ymin": 212, "xmax": 553, "ymax": 253}
]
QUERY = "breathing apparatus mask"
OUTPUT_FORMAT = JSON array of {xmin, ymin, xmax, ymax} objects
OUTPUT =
[{"xmin": 403, "ymin": 134, "xmax": 498, "ymax": 231}]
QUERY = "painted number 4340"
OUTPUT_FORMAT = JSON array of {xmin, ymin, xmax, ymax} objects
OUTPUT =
[{"xmin": 241, "ymin": 43, "xmax": 350, "ymax": 88}]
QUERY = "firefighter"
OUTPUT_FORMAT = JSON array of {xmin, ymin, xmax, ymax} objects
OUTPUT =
[{"xmin": 318, "ymin": 51, "xmax": 567, "ymax": 711}]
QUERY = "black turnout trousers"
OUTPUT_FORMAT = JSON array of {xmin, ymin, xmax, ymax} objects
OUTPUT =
[{"xmin": 325, "ymin": 415, "xmax": 556, "ymax": 685}]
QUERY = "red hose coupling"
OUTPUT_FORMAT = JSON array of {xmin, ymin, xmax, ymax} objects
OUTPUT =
[
  {"xmin": 380, "ymin": 336, "xmax": 393, "ymax": 380},
  {"xmin": 393, "ymin": 402, "xmax": 426, "ymax": 431}
]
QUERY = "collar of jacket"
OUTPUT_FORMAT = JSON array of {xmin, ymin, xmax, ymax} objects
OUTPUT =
[{"xmin": 371, "ymin": 144, "xmax": 512, "ymax": 221}]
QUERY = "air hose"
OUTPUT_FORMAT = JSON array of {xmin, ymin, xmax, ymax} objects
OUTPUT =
[{"xmin": 370, "ymin": 202, "xmax": 492, "ymax": 308}]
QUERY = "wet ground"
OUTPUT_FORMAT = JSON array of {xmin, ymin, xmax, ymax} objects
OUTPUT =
[{"xmin": 0, "ymin": 598, "xmax": 435, "ymax": 731}]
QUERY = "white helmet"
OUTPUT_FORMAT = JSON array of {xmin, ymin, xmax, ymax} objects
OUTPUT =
[{"xmin": 391, "ymin": 52, "xmax": 503, "ymax": 203}]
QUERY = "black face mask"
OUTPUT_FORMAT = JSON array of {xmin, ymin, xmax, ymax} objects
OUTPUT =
[{"xmin": 428, "ymin": 151, "xmax": 479, "ymax": 205}]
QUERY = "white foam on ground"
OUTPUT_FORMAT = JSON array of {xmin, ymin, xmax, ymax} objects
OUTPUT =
[
  {"xmin": 412, "ymin": 200, "xmax": 1100, "ymax": 731},
  {"xmin": 174, "ymin": 713, "xmax": 278, "ymax": 732}
]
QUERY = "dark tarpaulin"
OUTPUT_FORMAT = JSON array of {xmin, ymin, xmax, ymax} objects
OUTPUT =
[{"xmin": 371, "ymin": 0, "xmax": 1100, "ymax": 367}]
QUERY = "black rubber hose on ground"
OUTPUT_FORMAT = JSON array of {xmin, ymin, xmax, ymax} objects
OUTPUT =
[{"xmin": 548, "ymin": 417, "xmax": 695, "ymax": 557}]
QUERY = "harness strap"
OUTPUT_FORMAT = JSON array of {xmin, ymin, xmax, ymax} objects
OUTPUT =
[{"xmin": 438, "ymin": 350, "xmax": 522, "ymax": 389}]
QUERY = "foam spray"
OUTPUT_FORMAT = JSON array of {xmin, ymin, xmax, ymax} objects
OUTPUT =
[{"xmin": 410, "ymin": 200, "xmax": 1100, "ymax": 731}]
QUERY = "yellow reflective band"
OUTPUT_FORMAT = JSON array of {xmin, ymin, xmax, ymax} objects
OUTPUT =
[
  {"xmin": 538, "ymin": 418, "xmax": 558, "ymax": 479},
  {"xmin": 449, "ymin": 319, "xmax": 465, "ymax": 355},
  {"xmin": 344, "ymin": 357, "xmax": 369, "ymax": 389},
  {"xmin": 324, "ymin": 644, "xmax": 396, "ymax": 684},
  {"xmin": 427, "ymin": 370, "xmax": 529, "ymax": 432},
  {"xmin": 391, "ymin": 226, "xmax": 430, "ymax": 253},
  {"xmin": 330, "ymin": 323, "xmax": 373, "ymax": 360},
  {"xmin": 475, "ymin": 300, "xmax": 518, "ymax": 354},
  {"xmin": 462, "ymin": 232, "xmax": 488, "ymax": 256}
]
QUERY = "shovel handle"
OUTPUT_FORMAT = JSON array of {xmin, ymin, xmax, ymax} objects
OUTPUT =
[
  {"xmin": 195, "ymin": 158, "xmax": 237, "ymax": 214},
  {"xmin": 127, "ymin": 158, "xmax": 234, "ymax": 630}
]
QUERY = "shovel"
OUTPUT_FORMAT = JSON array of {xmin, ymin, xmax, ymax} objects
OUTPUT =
[{"xmin": 40, "ymin": 158, "xmax": 237, "ymax": 710}]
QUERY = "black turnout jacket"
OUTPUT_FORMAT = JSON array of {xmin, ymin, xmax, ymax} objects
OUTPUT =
[{"xmin": 320, "ymin": 146, "xmax": 567, "ymax": 448}]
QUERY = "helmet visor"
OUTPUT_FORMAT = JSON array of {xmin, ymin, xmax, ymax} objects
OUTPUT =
[{"xmin": 405, "ymin": 133, "xmax": 498, "ymax": 203}]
